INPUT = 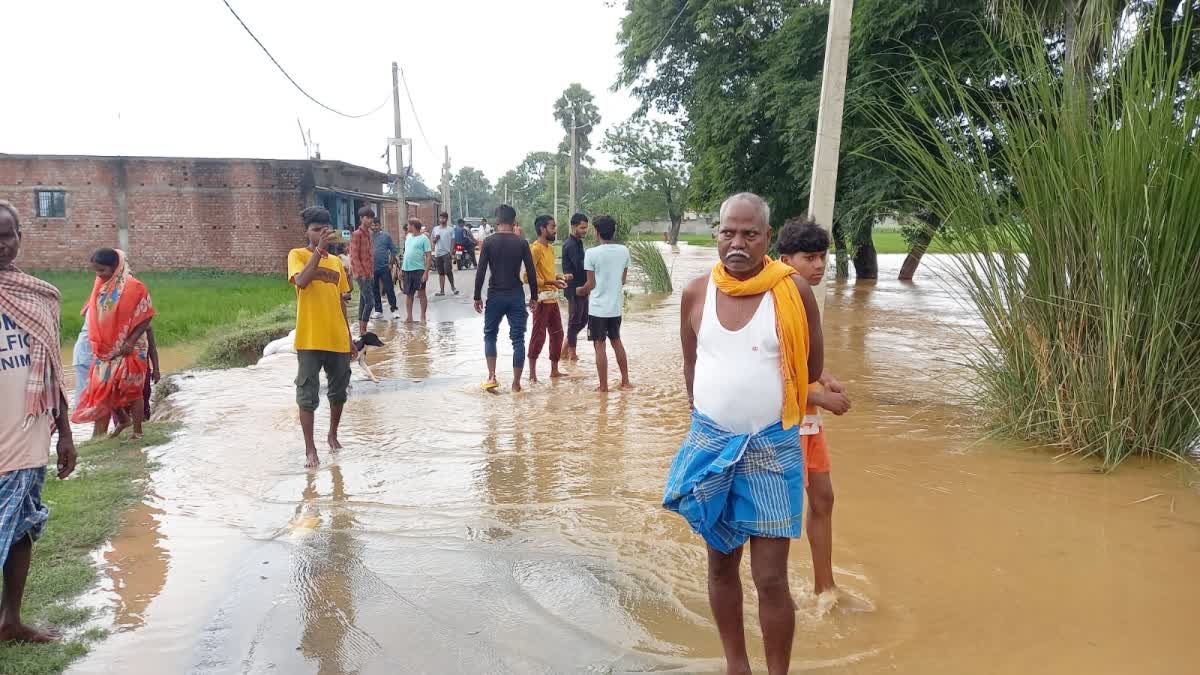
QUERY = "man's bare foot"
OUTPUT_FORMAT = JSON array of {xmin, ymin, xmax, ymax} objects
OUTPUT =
[
  {"xmin": 528, "ymin": 372, "xmax": 538, "ymax": 384},
  {"xmin": 328, "ymin": 434, "xmax": 343, "ymax": 451},
  {"xmin": 305, "ymin": 450, "xmax": 320, "ymax": 468},
  {"xmin": 594, "ymin": 384, "xmax": 609, "ymax": 393},
  {"xmin": 512, "ymin": 380, "xmax": 523, "ymax": 392},
  {"xmin": 619, "ymin": 381, "xmax": 634, "ymax": 390},
  {"xmin": 549, "ymin": 366, "xmax": 563, "ymax": 378},
  {"xmin": 130, "ymin": 432, "xmax": 144, "ymax": 441},
  {"xmin": 0, "ymin": 623, "xmax": 62, "ymax": 644},
  {"xmin": 108, "ymin": 420, "xmax": 131, "ymax": 439}
]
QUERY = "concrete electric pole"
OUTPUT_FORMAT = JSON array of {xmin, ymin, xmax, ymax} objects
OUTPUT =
[
  {"xmin": 391, "ymin": 62, "xmax": 408, "ymax": 236},
  {"xmin": 568, "ymin": 109, "xmax": 578, "ymax": 217},
  {"xmin": 441, "ymin": 145, "xmax": 451, "ymax": 219},
  {"xmin": 808, "ymin": 0, "xmax": 854, "ymax": 315}
]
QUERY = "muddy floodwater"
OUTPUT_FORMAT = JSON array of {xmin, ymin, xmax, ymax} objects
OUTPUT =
[{"xmin": 69, "ymin": 248, "xmax": 1200, "ymax": 674}]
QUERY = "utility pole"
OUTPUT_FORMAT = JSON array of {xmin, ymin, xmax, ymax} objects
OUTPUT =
[
  {"xmin": 569, "ymin": 109, "xmax": 578, "ymax": 217},
  {"xmin": 808, "ymin": 0, "xmax": 854, "ymax": 316},
  {"xmin": 554, "ymin": 163, "xmax": 559, "ymax": 224},
  {"xmin": 391, "ymin": 62, "xmax": 408, "ymax": 237},
  {"xmin": 441, "ymin": 145, "xmax": 451, "ymax": 220}
]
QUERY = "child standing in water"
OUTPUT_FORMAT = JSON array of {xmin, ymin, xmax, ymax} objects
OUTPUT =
[{"xmin": 777, "ymin": 217, "xmax": 853, "ymax": 607}]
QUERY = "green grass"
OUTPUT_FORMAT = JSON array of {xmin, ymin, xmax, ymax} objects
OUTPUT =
[
  {"xmin": 872, "ymin": 9, "xmax": 1200, "ymax": 467},
  {"xmin": 631, "ymin": 229, "xmax": 946, "ymax": 254},
  {"xmin": 630, "ymin": 232, "xmax": 717, "ymax": 247},
  {"xmin": 628, "ymin": 240, "xmax": 674, "ymax": 293},
  {"xmin": 0, "ymin": 423, "xmax": 178, "ymax": 674},
  {"xmin": 194, "ymin": 304, "xmax": 296, "ymax": 369},
  {"xmin": 31, "ymin": 270, "xmax": 296, "ymax": 348}
]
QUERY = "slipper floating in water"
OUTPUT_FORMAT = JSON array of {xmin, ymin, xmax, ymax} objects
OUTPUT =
[{"xmin": 481, "ymin": 381, "xmax": 500, "ymax": 392}]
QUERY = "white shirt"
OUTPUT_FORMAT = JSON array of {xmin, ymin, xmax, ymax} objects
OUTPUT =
[{"xmin": 692, "ymin": 277, "xmax": 784, "ymax": 435}]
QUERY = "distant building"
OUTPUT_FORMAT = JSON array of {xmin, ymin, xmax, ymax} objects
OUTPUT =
[{"xmin": 0, "ymin": 153, "xmax": 408, "ymax": 273}]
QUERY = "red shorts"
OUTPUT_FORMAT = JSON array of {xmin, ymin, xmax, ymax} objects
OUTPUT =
[{"xmin": 802, "ymin": 429, "xmax": 832, "ymax": 475}]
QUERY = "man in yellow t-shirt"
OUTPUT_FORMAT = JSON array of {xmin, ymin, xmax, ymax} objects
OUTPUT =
[
  {"xmin": 524, "ymin": 215, "xmax": 568, "ymax": 382},
  {"xmin": 287, "ymin": 207, "xmax": 356, "ymax": 468}
]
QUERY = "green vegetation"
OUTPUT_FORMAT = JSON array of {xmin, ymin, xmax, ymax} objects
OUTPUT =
[
  {"xmin": 0, "ymin": 423, "xmax": 177, "ymax": 675},
  {"xmin": 32, "ymin": 269, "xmax": 294, "ymax": 348},
  {"xmin": 617, "ymin": 0, "xmax": 996, "ymax": 278},
  {"xmin": 195, "ymin": 303, "xmax": 295, "ymax": 369},
  {"xmin": 875, "ymin": 7, "xmax": 1200, "ymax": 466},
  {"xmin": 628, "ymin": 240, "xmax": 674, "ymax": 293},
  {"xmin": 630, "ymin": 232, "xmax": 717, "ymax": 247}
]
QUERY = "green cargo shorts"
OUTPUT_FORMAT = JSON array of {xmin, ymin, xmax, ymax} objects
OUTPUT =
[{"xmin": 295, "ymin": 349, "xmax": 352, "ymax": 411}]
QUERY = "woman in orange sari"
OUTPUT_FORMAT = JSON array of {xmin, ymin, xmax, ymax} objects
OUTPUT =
[{"xmin": 71, "ymin": 248, "xmax": 155, "ymax": 440}]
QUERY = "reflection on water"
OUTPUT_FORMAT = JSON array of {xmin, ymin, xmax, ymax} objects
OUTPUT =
[{"xmin": 71, "ymin": 252, "xmax": 1200, "ymax": 674}]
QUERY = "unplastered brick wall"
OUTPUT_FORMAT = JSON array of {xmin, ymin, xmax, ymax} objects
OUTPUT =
[
  {"xmin": 0, "ymin": 156, "xmax": 122, "ymax": 270},
  {"xmin": 0, "ymin": 155, "xmax": 314, "ymax": 273}
]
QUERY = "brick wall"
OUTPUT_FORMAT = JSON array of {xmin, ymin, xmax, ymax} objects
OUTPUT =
[
  {"xmin": 0, "ymin": 156, "xmax": 387, "ymax": 274},
  {"xmin": 382, "ymin": 198, "xmax": 442, "ymax": 236}
]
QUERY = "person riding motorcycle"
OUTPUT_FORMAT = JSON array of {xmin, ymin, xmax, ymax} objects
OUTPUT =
[{"xmin": 453, "ymin": 218, "xmax": 477, "ymax": 268}]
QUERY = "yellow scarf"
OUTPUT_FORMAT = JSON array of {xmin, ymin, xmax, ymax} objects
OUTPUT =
[{"xmin": 711, "ymin": 257, "xmax": 810, "ymax": 429}]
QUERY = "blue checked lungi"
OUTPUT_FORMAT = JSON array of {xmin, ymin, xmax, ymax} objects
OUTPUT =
[
  {"xmin": 662, "ymin": 412, "xmax": 804, "ymax": 554},
  {"xmin": 0, "ymin": 467, "xmax": 49, "ymax": 569}
]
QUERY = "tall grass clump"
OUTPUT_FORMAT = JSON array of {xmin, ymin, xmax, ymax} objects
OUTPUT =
[
  {"xmin": 872, "ymin": 8, "xmax": 1200, "ymax": 467},
  {"xmin": 628, "ymin": 239, "xmax": 674, "ymax": 293}
]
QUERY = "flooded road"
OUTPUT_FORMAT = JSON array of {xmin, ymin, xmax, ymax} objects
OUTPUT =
[{"xmin": 70, "ymin": 249, "xmax": 1200, "ymax": 674}]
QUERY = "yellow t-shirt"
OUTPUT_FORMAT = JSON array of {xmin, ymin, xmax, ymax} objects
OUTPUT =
[
  {"xmin": 287, "ymin": 247, "xmax": 352, "ymax": 353},
  {"xmin": 526, "ymin": 240, "xmax": 559, "ymax": 303}
]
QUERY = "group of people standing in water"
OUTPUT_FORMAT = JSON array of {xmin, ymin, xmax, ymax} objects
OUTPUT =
[
  {"xmin": 0, "ymin": 190, "xmax": 851, "ymax": 673},
  {"xmin": 287, "ymin": 192, "xmax": 853, "ymax": 673}
]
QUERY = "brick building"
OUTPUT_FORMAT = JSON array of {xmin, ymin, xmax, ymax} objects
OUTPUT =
[{"xmin": 0, "ymin": 154, "xmax": 414, "ymax": 273}]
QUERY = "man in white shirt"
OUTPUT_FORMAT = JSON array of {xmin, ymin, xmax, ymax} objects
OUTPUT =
[{"xmin": 430, "ymin": 212, "xmax": 459, "ymax": 296}]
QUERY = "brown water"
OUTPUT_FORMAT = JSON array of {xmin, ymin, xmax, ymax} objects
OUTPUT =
[{"xmin": 68, "ymin": 250, "xmax": 1200, "ymax": 674}]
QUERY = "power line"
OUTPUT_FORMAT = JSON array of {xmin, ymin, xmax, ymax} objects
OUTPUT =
[
  {"xmin": 220, "ymin": 0, "xmax": 391, "ymax": 119},
  {"xmin": 399, "ymin": 68, "xmax": 438, "ymax": 160},
  {"xmin": 646, "ymin": 2, "xmax": 689, "ymax": 60}
]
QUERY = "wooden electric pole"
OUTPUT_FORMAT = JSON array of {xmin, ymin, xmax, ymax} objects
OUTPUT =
[
  {"xmin": 808, "ymin": 0, "xmax": 854, "ymax": 315},
  {"xmin": 391, "ymin": 62, "xmax": 408, "ymax": 235}
]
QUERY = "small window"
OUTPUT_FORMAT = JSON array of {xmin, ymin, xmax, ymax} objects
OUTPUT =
[{"xmin": 35, "ymin": 190, "xmax": 66, "ymax": 218}]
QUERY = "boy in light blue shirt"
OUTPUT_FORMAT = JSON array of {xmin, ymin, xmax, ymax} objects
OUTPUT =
[
  {"xmin": 578, "ymin": 215, "xmax": 632, "ymax": 392},
  {"xmin": 401, "ymin": 219, "xmax": 433, "ymax": 322}
]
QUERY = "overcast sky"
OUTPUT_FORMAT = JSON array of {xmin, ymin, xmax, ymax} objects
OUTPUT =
[{"xmin": 0, "ymin": 0, "xmax": 641, "ymax": 184}]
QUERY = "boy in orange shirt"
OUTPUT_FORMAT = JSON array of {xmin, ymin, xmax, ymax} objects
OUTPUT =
[{"xmin": 778, "ymin": 217, "xmax": 851, "ymax": 602}]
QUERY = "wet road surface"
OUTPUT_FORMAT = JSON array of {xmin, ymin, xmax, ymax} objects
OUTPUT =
[{"xmin": 69, "ymin": 249, "xmax": 1200, "ymax": 674}]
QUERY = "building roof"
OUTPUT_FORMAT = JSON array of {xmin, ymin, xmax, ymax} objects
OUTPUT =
[{"xmin": 0, "ymin": 153, "xmax": 390, "ymax": 182}]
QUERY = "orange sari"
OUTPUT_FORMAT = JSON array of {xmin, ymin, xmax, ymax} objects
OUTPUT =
[{"xmin": 71, "ymin": 251, "xmax": 155, "ymax": 423}]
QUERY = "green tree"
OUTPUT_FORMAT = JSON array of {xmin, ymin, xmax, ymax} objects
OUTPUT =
[
  {"xmin": 617, "ymin": 0, "xmax": 996, "ymax": 279},
  {"xmin": 553, "ymin": 84, "xmax": 602, "ymax": 161},
  {"xmin": 450, "ymin": 167, "xmax": 495, "ymax": 222},
  {"xmin": 601, "ymin": 119, "xmax": 690, "ymax": 244}
]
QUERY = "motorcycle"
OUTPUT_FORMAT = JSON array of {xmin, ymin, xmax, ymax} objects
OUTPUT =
[{"xmin": 455, "ymin": 243, "xmax": 475, "ymax": 270}]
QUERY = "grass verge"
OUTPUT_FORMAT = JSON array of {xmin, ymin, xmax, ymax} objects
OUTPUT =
[
  {"xmin": 31, "ymin": 269, "xmax": 295, "ymax": 348},
  {"xmin": 194, "ymin": 304, "xmax": 295, "ymax": 369},
  {"xmin": 0, "ymin": 423, "xmax": 178, "ymax": 675}
]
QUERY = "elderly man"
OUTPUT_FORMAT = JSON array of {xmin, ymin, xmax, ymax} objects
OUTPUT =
[
  {"xmin": 0, "ymin": 200, "xmax": 77, "ymax": 643},
  {"xmin": 663, "ymin": 192, "xmax": 823, "ymax": 675}
]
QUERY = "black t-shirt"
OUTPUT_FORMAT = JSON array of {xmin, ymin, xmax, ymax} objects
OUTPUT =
[
  {"xmin": 562, "ymin": 235, "xmax": 586, "ymax": 297},
  {"xmin": 473, "ymin": 232, "xmax": 538, "ymax": 301}
]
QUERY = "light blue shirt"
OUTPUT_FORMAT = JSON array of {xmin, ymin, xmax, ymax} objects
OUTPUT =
[
  {"xmin": 584, "ymin": 243, "xmax": 630, "ymax": 318},
  {"xmin": 403, "ymin": 234, "xmax": 432, "ymax": 272},
  {"xmin": 432, "ymin": 224, "xmax": 454, "ymax": 256},
  {"xmin": 72, "ymin": 312, "xmax": 92, "ymax": 366}
]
